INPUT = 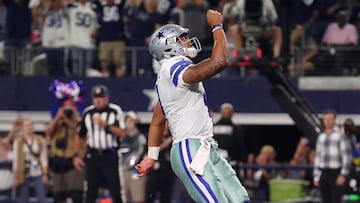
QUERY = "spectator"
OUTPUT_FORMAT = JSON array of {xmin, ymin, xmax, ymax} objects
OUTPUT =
[
  {"xmin": 322, "ymin": 8, "xmax": 358, "ymax": 75},
  {"xmin": 151, "ymin": 0, "xmax": 183, "ymax": 74},
  {"xmin": 120, "ymin": 111, "xmax": 147, "ymax": 203},
  {"xmin": 45, "ymin": 99, "xmax": 85, "ymax": 203},
  {"xmin": 306, "ymin": 0, "xmax": 340, "ymax": 44},
  {"xmin": 343, "ymin": 117, "xmax": 360, "ymax": 196},
  {"xmin": 94, "ymin": 0, "xmax": 127, "ymax": 77},
  {"xmin": 3, "ymin": 0, "xmax": 38, "ymax": 75},
  {"xmin": 166, "ymin": 3, "xmax": 184, "ymax": 26},
  {"xmin": 0, "ymin": 137, "xmax": 14, "ymax": 200},
  {"xmin": 41, "ymin": 0, "xmax": 69, "ymax": 77},
  {"xmin": 343, "ymin": 118, "xmax": 359, "ymax": 158},
  {"xmin": 287, "ymin": 0, "xmax": 315, "ymax": 30},
  {"xmin": 145, "ymin": 120, "xmax": 175, "ymax": 203},
  {"xmin": 284, "ymin": 0, "xmax": 314, "ymax": 54},
  {"xmin": 213, "ymin": 102, "xmax": 247, "ymax": 163},
  {"xmin": 157, "ymin": 0, "xmax": 177, "ymax": 24},
  {"xmin": 242, "ymin": 153, "xmax": 257, "ymax": 198},
  {"xmin": 288, "ymin": 25, "xmax": 318, "ymax": 76},
  {"xmin": 322, "ymin": 8, "xmax": 358, "ymax": 46},
  {"xmin": 30, "ymin": 0, "xmax": 45, "ymax": 43},
  {"xmin": 123, "ymin": 0, "xmax": 141, "ymax": 39},
  {"xmin": 251, "ymin": 145, "xmax": 277, "ymax": 203},
  {"xmin": 223, "ymin": 0, "xmax": 282, "ymax": 59},
  {"xmin": 13, "ymin": 118, "xmax": 48, "ymax": 203},
  {"xmin": 73, "ymin": 84, "xmax": 127, "ymax": 203},
  {"xmin": 1, "ymin": 117, "xmax": 22, "ymax": 200},
  {"xmin": 67, "ymin": 0, "xmax": 98, "ymax": 76},
  {"xmin": 178, "ymin": 0, "xmax": 211, "ymax": 48},
  {"xmin": 288, "ymin": 137, "xmax": 312, "ymax": 180},
  {"xmin": 313, "ymin": 110, "xmax": 352, "ymax": 203},
  {"xmin": 179, "ymin": 0, "xmax": 211, "ymax": 63},
  {"xmin": 126, "ymin": 0, "xmax": 164, "ymax": 77},
  {"xmin": 285, "ymin": 0, "xmax": 317, "ymax": 76},
  {"xmin": 218, "ymin": 2, "xmax": 243, "ymax": 78},
  {"xmin": 344, "ymin": 0, "xmax": 360, "ymax": 25}
]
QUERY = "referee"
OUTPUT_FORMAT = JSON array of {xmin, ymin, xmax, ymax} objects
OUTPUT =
[{"xmin": 73, "ymin": 85, "xmax": 126, "ymax": 203}]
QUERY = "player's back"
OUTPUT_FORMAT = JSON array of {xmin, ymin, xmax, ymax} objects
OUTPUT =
[{"xmin": 156, "ymin": 56, "xmax": 213, "ymax": 143}]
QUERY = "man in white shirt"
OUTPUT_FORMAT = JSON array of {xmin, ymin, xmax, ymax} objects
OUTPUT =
[{"xmin": 67, "ymin": 0, "xmax": 98, "ymax": 76}]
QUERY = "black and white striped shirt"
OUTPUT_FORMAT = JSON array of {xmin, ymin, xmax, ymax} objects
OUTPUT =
[{"xmin": 79, "ymin": 103, "xmax": 125, "ymax": 150}]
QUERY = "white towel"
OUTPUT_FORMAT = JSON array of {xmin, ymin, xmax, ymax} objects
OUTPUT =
[{"xmin": 190, "ymin": 140, "xmax": 211, "ymax": 176}]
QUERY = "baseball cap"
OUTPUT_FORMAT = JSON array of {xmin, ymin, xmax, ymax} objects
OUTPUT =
[{"xmin": 91, "ymin": 85, "xmax": 109, "ymax": 98}]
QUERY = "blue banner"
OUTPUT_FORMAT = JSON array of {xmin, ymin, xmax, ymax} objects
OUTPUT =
[{"xmin": 0, "ymin": 76, "xmax": 359, "ymax": 115}]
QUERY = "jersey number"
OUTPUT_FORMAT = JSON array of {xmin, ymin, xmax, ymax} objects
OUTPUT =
[
  {"xmin": 75, "ymin": 12, "xmax": 92, "ymax": 27},
  {"xmin": 46, "ymin": 14, "xmax": 62, "ymax": 28}
]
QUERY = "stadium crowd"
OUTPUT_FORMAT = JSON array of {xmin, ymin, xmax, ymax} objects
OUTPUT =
[{"xmin": 0, "ymin": 0, "xmax": 359, "ymax": 77}]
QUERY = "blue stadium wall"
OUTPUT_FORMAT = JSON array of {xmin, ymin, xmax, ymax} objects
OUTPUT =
[{"xmin": 0, "ymin": 76, "xmax": 359, "ymax": 115}]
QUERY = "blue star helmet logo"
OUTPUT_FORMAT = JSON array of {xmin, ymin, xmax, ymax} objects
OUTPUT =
[{"xmin": 157, "ymin": 31, "xmax": 164, "ymax": 39}]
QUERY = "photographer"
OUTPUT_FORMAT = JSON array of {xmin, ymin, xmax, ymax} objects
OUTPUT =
[
  {"xmin": 46, "ymin": 99, "xmax": 85, "ymax": 203},
  {"xmin": 13, "ymin": 119, "xmax": 48, "ymax": 203}
]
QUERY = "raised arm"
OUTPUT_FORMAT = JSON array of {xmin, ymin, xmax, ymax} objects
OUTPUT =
[{"xmin": 183, "ymin": 9, "xmax": 229, "ymax": 84}]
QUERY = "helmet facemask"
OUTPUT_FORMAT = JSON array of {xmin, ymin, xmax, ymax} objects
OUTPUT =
[{"xmin": 176, "ymin": 34, "xmax": 202, "ymax": 58}]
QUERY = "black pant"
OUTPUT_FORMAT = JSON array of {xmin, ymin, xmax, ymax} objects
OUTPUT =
[
  {"xmin": 45, "ymin": 48, "xmax": 65, "ymax": 76},
  {"xmin": 85, "ymin": 148, "xmax": 122, "ymax": 203},
  {"xmin": 319, "ymin": 168, "xmax": 345, "ymax": 203}
]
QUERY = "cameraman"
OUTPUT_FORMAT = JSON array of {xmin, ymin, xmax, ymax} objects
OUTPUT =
[{"xmin": 46, "ymin": 99, "xmax": 85, "ymax": 203}]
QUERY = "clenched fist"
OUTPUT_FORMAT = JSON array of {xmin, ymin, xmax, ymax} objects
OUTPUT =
[{"xmin": 207, "ymin": 9, "xmax": 223, "ymax": 27}]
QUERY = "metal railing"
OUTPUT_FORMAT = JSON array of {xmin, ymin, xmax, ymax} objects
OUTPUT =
[
  {"xmin": 1, "ymin": 44, "xmax": 360, "ymax": 77},
  {"xmin": 292, "ymin": 46, "xmax": 360, "ymax": 77},
  {"xmin": 0, "ymin": 45, "xmax": 214, "ymax": 77}
]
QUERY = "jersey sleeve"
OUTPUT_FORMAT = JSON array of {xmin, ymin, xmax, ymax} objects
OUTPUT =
[{"xmin": 168, "ymin": 59, "xmax": 193, "ymax": 88}]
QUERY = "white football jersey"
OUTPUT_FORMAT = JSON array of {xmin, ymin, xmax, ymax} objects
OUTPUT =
[
  {"xmin": 67, "ymin": 2, "xmax": 98, "ymax": 48},
  {"xmin": 156, "ymin": 56, "xmax": 213, "ymax": 143},
  {"xmin": 41, "ymin": 10, "xmax": 69, "ymax": 48}
]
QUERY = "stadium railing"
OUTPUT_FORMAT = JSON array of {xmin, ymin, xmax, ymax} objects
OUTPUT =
[{"xmin": 2, "ymin": 45, "xmax": 360, "ymax": 77}]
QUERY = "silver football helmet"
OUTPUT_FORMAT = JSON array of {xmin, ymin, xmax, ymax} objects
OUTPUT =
[{"xmin": 149, "ymin": 24, "xmax": 202, "ymax": 61}]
